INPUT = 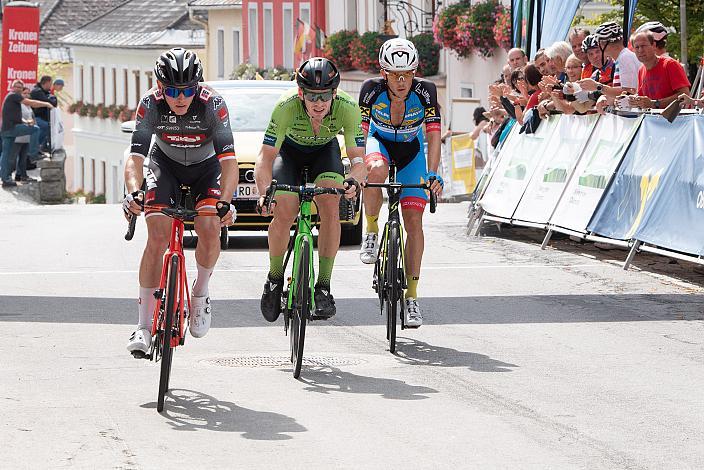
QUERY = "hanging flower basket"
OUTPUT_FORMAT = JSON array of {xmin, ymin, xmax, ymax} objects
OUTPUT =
[
  {"xmin": 434, "ymin": 0, "xmax": 507, "ymax": 59},
  {"xmin": 493, "ymin": 7, "xmax": 512, "ymax": 52}
]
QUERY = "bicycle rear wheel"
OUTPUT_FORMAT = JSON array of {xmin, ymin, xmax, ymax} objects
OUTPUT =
[
  {"xmin": 157, "ymin": 254, "xmax": 179, "ymax": 413},
  {"xmin": 386, "ymin": 223, "xmax": 400, "ymax": 354},
  {"xmin": 291, "ymin": 238, "xmax": 311, "ymax": 378}
]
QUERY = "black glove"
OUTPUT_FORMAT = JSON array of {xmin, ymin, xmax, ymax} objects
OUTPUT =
[
  {"xmin": 122, "ymin": 190, "xmax": 144, "ymax": 214},
  {"xmin": 343, "ymin": 177, "xmax": 361, "ymax": 197}
]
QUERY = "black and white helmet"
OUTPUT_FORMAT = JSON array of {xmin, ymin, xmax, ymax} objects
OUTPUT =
[
  {"xmin": 154, "ymin": 48, "xmax": 203, "ymax": 87},
  {"xmin": 581, "ymin": 34, "xmax": 600, "ymax": 53},
  {"xmin": 635, "ymin": 21, "xmax": 669, "ymax": 42},
  {"xmin": 594, "ymin": 21, "xmax": 623, "ymax": 43},
  {"xmin": 378, "ymin": 38, "xmax": 419, "ymax": 72}
]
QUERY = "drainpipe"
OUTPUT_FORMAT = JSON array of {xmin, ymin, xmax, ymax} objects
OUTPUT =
[{"xmin": 188, "ymin": 8, "xmax": 210, "ymax": 76}]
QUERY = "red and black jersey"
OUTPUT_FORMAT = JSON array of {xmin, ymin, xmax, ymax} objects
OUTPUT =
[{"xmin": 130, "ymin": 85, "xmax": 235, "ymax": 166}]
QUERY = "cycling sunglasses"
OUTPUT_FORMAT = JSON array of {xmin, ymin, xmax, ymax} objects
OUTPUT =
[
  {"xmin": 303, "ymin": 89, "xmax": 334, "ymax": 102},
  {"xmin": 163, "ymin": 85, "xmax": 198, "ymax": 99}
]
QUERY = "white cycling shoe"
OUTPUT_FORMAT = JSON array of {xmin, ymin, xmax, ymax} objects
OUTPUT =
[
  {"xmin": 127, "ymin": 328, "xmax": 152, "ymax": 358},
  {"xmin": 189, "ymin": 295, "xmax": 211, "ymax": 338},
  {"xmin": 360, "ymin": 232, "xmax": 379, "ymax": 264},
  {"xmin": 404, "ymin": 298, "xmax": 423, "ymax": 328}
]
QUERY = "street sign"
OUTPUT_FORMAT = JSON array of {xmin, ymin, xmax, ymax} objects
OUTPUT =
[{"xmin": 1, "ymin": 2, "xmax": 40, "ymax": 103}]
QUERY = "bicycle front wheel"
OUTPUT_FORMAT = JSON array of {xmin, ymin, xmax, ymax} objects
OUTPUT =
[
  {"xmin": 291, "ymin": 237, "xmax": 311, "ymax": 378},
  {"xmin": 386, "ymin": 223, "xmax": 401, "ymax": 354},
  {"xmin": 157, "ymin": 254, "xmax": 179, "ymax": 413}
]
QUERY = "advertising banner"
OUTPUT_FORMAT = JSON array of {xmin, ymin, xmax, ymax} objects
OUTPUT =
[
  {"xmin": 1, "ymin": 3, "xmax": 40, "ymax": 103},
  {"xmin": 478, "ymin": 115, "xmax": 559, "ymax": 219},
  {"xmin": 549, "ymin": 113, "xmax": 642, "ymax": 233},
  {"xmin": 631, "ymin": 115, "xmax": 704, "ymax": 256},
  {"xmin": 587, "ymin": 115, "xmax": 691, "ymax": 240},
  {"xmin": 513, "ymin": 114, "xmax": 598, "ymax": 225},
  {"xmin": 448, "ymin": 133, "xmax": 476, "ymax": 196}
]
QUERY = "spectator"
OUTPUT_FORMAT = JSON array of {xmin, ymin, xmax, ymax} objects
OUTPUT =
[
  {"xmin": 523, "ymin": 64, "xmax": 544, "ymax": 111},
  {"xmin": 545, "ymin": 41, "xmax": 572, "ymax": 82},
  {"xmin": 568, "ymin": 28, "xmax": 591, "ymax": 69},
  {"xmin": 501, "ymin": 64, "xmax": 512, "ymax": 86},
  {"xmin": 30, "ymin": 75, "xmax": 57, "ymax": 152},
  {"xmin": 533, "ymin": 49, "xmax": 550, "ymax": 75},
  {"xmin": 635, "ymin": 21, "xmax": 670, "ymax": 57},
  {"xmin": 564, "ymin": 54, "xmax": 583, "ymax": 83},
  {"xmin": 52, "ymin": 78, "xmax": 65, "ymax": 94},
  {"xmin": 582, "ymin": 35, "xmax": 615, "ymax": 85},
  {"xmin": 628, "ymin": 31, "xmax": 690, "ymax": 109},
  {"xmin": 12, "ymin": 87, "xmax": 37, "ymax": 183},
  {"xmin": 579, "ymin": 22, "xmax": 639, "ymax": 113},
  {"xmin": 507, "ymin": 48, "xmax": 528, "ymax": 71},
  {"xmin": 0, "ymin": 80, "xmax": 53, "ymax": 187}
]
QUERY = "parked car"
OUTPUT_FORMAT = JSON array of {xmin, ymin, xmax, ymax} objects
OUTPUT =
[{"xmin": 122, "ymin": 80, "xmax": 363, "ymax": 246}]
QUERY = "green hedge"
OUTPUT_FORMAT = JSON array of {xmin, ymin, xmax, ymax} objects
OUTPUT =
[
  {"xmin": 350, "ymin": 31, "xmax": 384, "ymax": 73},
  {"xmin": 410, "ymin": 32, "xmax": 440, "ymax": 76}
]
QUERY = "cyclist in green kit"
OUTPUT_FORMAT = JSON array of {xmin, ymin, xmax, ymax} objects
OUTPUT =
[{"xmin": 254, "ymin": 57, "xmax": 366, "ymax": 322}]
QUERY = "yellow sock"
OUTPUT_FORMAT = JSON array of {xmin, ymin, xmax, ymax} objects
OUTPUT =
[
  {"xmin": 405, "ymin": 276, "xmax": 419, "ymax": 299},
  {"xmin": 366, "ymin": 214, "xmax": 379, "ymax": 234}
]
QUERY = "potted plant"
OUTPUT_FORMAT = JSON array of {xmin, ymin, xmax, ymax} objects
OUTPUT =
[
  {"xmin": 324, "ymin": 30, "xmax": 359, "ymax": 71},
  {"xmin": 350, "ymin": 31, "xmax": 384, "ymax": 73}
]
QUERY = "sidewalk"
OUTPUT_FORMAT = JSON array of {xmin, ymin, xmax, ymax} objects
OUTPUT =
[{"xmin": 0, "ymin": 166, "xmax": 41, "ymax": 211}]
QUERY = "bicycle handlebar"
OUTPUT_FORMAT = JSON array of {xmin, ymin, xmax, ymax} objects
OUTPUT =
[{"xmin": 124, "ymin": 205, "xmax": 218, "ymax": 241}]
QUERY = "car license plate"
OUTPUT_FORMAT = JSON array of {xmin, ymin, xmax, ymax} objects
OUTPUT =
[{"xmin": 236, "ymin": 184, "xmax": 259, "ymax": 199}]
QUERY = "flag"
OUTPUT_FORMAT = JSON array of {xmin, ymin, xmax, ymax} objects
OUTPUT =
[
  {"xmin": 315, "ymin": 25, "xmax": 326, "ymax": 50},
  {"xmin": 294, "ymin": 19, "xmax": 317, "ymax": 67}
]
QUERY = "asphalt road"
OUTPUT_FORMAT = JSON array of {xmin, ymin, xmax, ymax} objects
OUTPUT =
[{"xmin": 2, "ymin": 202, "xmax": 703, "ymax": 469}]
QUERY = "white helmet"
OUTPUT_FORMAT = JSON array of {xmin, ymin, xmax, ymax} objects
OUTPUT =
[
  {"xmin": 378, "ymin": 38, "xmax": 419, "ymax": 72},
  {"xmin": 635, "ymin": 21, "xmax": 669, "ymax": 42}
]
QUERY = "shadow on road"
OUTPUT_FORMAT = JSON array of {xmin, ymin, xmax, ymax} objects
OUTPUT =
[
  {"xmin": 297, "ymin": 366, "xmax": 438, "ymax": 400},
  {"xmin": 141, "ymin": 389, "xmax": 306, "ymax": 439},
  {"xmin": 394, "ymin": 338, "xmax": 518, "ymax": 372},
  {"xmin": 2, "ymin": 294, "xmax": 703, "ymax": 325}
]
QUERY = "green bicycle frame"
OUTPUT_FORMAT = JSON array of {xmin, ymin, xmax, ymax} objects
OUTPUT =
[{"xmin": 286, "ymin": 191, "xmax": 316, "ymax": 312}]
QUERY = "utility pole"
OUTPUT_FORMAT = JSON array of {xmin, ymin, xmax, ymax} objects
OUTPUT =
[{"xmin": 680, "ymin": 0, "xmax": 688, "ymax": 66}]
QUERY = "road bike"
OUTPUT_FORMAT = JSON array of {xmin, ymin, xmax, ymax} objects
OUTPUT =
[
  {"xmin": 260, "ymin": 175, "xmax": 351, "ymax": 378},
  {"xmin": 125, "ymin": 186, "xmax": 222, "ymax": 412},
  {"xmin": 365, "ymin": 164, "xmax": 436, "ymax": 354}
]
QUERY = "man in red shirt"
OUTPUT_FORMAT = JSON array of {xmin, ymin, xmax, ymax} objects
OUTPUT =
[{"xmin": 629, "ymin": 32, "xmax": 690, "ymax": 109}]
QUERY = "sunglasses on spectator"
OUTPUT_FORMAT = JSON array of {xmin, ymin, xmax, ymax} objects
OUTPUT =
[
  {"xmin": 385, "ymin": 70, "xmax": 415, "ymax": 81},
  {"xmin": 303, "ymin": 90, "xmax": 335, "ymax": 102},
  {"xmin": 163, "ymin": 85, "xmax": 198, "ymax": 98}
]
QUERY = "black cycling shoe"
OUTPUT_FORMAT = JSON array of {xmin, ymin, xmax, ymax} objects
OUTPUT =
[
  {"xmin": 313, "ymin": 285, "xmax": 336, "ymax": 319},
  {"xmin": 261, "ymin": 276, "xmax": 283, "ymax": 322}
]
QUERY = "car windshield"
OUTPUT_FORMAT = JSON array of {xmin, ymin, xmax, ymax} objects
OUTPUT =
[{"xmin": 219, "ymin": 87, "xmax": 290, "ymax": 132}]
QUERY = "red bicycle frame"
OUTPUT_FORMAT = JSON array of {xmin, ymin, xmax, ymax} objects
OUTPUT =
[{"xmin": 151, "ymin": 217, "xmax": 191, "ymax": 348}]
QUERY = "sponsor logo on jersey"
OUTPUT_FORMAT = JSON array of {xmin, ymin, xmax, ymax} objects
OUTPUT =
[
  {"xmin": 136, "ymin": 103, "xmax": 146, "ymax": 119},
  {"xmin": 207, "ymin": 188, "xmax": 222, "ymax": 197},
  {"xmin": 360, "ymin": 107, "xmax": 371, "ymax": 117},
  {"xmin": 221, "ymin": 143, "xmax": 234, "ymax": 152},
  {"xmin": 212, "ymin": 95, "xmax": 223, "ymax": 109},
  {"xmin": 161, "ymin": 115, "xmax": 177, "ymax": 124},
  {"xmin": 217, "ymin": 106, "xmax": 228, "ymax": 121},
  {"xmin": 162, "ymin": 133, "xmax": 206, "ymax": 144},
  {"xmin": 155, "ymin": 125, "xmax": 180, "ymax": 131},
  {"xmin": 153, "ymin": 88, "xmax": 164, "ymax": 101},
  {"xmin": 424, "ymin": 107, "xmax": 436, "ymax": 118},
  {"xmin": 263, "ymin": 134, "xmax": 277, "ymax": 146},
  {"xmin": 415, "ymin": 82, "xmax": 431, "ymax": 103},
  {"xmin": 373, "ymin": 102, "xmax": 388, "ymax": 110},
  {"xmin": 199, "ymin": 87, "xmax": 212, "ymax": 102}
]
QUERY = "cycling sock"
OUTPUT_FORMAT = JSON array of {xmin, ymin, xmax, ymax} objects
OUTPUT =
[
  {"xmin": 138, "ymin": 286, "xmax": 157, "ymax": 330},
  {"xmin": 269, "ymin": 254, "xmax": 285, "ymax": 281},
  {"xmin": 316, "ymin": 256, "xmax": 335, "ymax": 288},
  {"xmin": 405, "ymin": 276, "xmax": 420, "ymax": 299},
  {"xmin": 366, "ymin": 214, "xmax": 379, "ymax": 234},
  {"xmin": 192, "ymin": 263, "xmax": 214, "ymax": 297}
]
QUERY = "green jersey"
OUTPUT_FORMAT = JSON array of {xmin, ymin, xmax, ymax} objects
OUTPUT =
[{"xmin": 263, "ymin": 88, "xmax": 365, "ymax": 151}]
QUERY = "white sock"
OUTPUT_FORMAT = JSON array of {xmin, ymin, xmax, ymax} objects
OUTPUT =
[
  {"xmin": 138, "ymin": 286, "xmax": 157, "ymax": 330},
  {"xmin": 192, "ymin": 263, "xmax": 214, "ymax": 297}
]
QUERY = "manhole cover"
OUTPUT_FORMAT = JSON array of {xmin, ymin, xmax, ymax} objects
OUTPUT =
[{"xmin": 206, "ymin": 355, "xmax": 366, "ymax": 368}]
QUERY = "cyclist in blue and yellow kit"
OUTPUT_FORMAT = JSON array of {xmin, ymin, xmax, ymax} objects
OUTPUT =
[{"xmin": 358, "ymin": 38, "xmax": 443, "ymax": 327}]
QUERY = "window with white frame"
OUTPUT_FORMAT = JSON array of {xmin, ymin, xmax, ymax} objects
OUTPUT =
[
  {"xmin": 299, "ymin": 2, "xmax": 310, "ymax": 24},
  {"xmin": 283, "ymin": 4, "xmax": 293, "ymax": 69},
  {"xmin": 217, "ymin": 28, "xmax": 225, "ymax": 78},
  {"xmin": 264, "ymin": 4, "xmax": 273, "ymax": 68},
  {"xmin": 232, "ymin": 29, "xmax": 241, "ymax": 68},
  {"xmin": 460, "ymin": 83, "xmax": 475, "ymax": 98},
  {"xmin": 346, "ymin": 0, "xmax": 357, "ymax": 31},
  {"xmin": 248, "ymin": 4, "xmax": 258, "ymax": 65}
]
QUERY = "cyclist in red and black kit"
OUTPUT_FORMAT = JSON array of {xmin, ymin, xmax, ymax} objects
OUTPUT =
[{"xmin": 123, "ymin": 48, "xmax": 238, "ymax": 357}]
